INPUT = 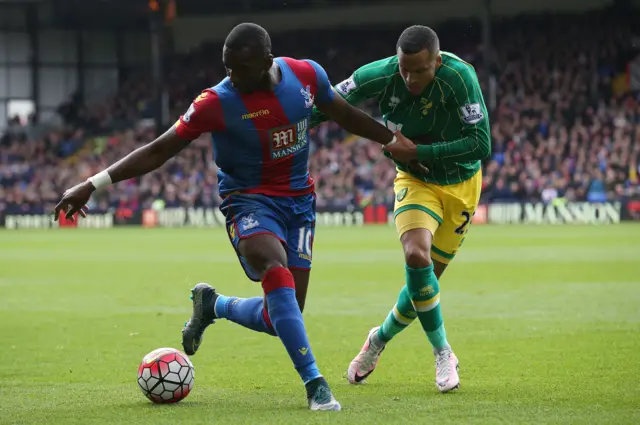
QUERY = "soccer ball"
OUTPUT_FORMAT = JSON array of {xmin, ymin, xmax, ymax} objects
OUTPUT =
[{"xmin": 137, "ymin": 347, "xmax": 194, "ymax": 403}]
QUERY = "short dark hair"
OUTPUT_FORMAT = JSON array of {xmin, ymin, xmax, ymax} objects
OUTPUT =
[
  {"xmin": 397, "ymin": 25, "xmax": 439, "ymax": 55},
  {"xmin": 224, "ymin": 23, "xmax": 272, "ymax": 55}
]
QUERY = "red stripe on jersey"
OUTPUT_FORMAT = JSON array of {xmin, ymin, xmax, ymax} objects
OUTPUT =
[
  {"xmin": 175, "ymin": 89, "xmax": 225, "ymax": 140},
  {"xmin": 281, "ymin": 58, "xmax": 318, "ymax": 98},
  {"xmin": 238, "ymin": 91, "xmax": 296, "ymax": 193},
  {"xmin": 239, "ymin": 184, "xmax": 315, "ymax": 197}
]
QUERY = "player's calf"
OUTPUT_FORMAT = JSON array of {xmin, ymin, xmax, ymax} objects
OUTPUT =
[
  {"xmin": 241, "ymin": 234, "xmax": 341, "ymax": 410},
  {"xmin": 401, "ymin": 228, "xmax": 460, "ymax": 393}
]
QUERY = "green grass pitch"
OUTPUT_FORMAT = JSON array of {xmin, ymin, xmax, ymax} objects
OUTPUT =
[{"xmin": 1, "ymin": 224, "xmax": 639, "ymax": 424}]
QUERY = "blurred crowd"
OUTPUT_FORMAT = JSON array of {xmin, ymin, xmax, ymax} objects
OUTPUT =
[{"xmin": 1, "ymin": 10, "xmax": 639, "ymax": 215}]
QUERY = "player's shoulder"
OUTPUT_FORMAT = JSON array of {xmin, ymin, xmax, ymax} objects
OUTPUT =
[
  {"xmin": 277, "ymin": 57, "xmax": 324, "ymax": 74},
  {"xmin": 209, "ymin": 78, "xmax": 235, "ymax": 99},
  {"xmin": 439, "ymin": 51, "xmax": 478, "ymax": 81},
  {"xmin": 357, "ymin": 55, "xmax": 399, "ymax": 76},
  {"xmin": 190, "ymin": 79, "xmax": 237, "ymax": 109}
]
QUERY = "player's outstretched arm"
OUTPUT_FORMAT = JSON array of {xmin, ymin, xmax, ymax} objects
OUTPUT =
[
  {"xmin": 53, "ymin": 126, "xmax": 192, "ymax": 221},
  {"xmin": 316, "ymin": 94, "xmax": 398, "ymax": 145},
  {"xmin": 54, "ymin": 89, "xmax": 222, "ymax": 221},
  {"xmin": 310, "ymin": 57, "xmax": 395, "ymax": 128}
]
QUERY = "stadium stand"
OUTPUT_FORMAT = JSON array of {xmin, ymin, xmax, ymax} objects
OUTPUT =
[{"xmin": 1, "ymin": 12, "xmax": 638, "ymax": 218}]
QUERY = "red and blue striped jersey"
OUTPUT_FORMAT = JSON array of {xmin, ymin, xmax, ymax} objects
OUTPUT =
[{"xmin": 175, "ymin": 57, "xmax": 335, "ymax": 197}]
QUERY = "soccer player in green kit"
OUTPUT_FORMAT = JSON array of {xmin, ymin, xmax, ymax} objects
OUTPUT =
[{"xmin": 311, "ymin": 25, "xmax": 491, "ymax": 392}]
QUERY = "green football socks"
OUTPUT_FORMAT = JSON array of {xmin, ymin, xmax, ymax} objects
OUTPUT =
[
  {"xmin": 377, "ymin": 264, "xmax": 450, "ymax": 350},
  {"xmin": 378, "ymin": 286, "xmax": 417, "ymax": 342},
  {"xmin": 405, "ymin": 264, "xmax": 449, "ymax": 349}
]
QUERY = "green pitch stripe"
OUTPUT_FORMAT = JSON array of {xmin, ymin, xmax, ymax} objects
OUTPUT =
[
  {"xmin": 394, "ymin": 204, "xmax": 443, "ymax": 224},
  {"xmin": 432, "ymin": 245, "xmax": 455, "ymax": 260}
]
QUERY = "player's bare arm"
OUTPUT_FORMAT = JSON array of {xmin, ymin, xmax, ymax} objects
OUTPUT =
[
  {"xmin": 315, "ymin": 94, "xmax": 406, "ymax": 146},
  {"xmin": 382, "ymin": 134, "xmax": 418, "ymax": 162},
  {"xmin": 53, "ymin": 126, "xmax": 192, "ymax": 221}
]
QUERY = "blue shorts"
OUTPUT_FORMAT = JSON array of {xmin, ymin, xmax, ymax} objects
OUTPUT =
[{"xmin": 220, "ymin": 193, "xmax": 316, "ymax": 282}]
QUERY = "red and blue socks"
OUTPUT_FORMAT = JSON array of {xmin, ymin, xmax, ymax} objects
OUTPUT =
[
  {"xmin": 214, "ymin": 295, "xmax": 276, "ymax": 336},
  {"xmin": 214, "ymin": 266, "xmax": 320, "ymax": 384}
]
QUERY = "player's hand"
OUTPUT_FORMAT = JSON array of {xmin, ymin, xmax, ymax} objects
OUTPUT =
[
  {"xmin": 383, "ymin": 131, "xmax": 418, "ymax": 163},
  {"xmin": 53, "ymin": 181, "xmax": 94, "ymax": 222}
]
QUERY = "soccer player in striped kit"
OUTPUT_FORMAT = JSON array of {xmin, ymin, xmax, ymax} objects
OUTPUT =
[{"xmin": 54, "ymin": 23, "xmax": 417, "ymax": 410}]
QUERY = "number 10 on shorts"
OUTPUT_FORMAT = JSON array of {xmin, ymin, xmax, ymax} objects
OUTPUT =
[{"xmin": 296, "ymin": 227, "xmax": 312, "ymax": 259}]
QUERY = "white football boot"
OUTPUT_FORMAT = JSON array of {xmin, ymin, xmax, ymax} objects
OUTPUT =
[
  {"xmin": 434, "ymin": 347, "xmax": 460, "ymax": 393},
  {"xmin": 346, "ymin": 327, "xmax": 386, "ymax": 384}
]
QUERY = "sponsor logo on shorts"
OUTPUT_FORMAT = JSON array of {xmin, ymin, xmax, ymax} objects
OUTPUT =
[
  {"xmin": 228, "ymin": 224, "xmax": 236, "ymax": 239},
  {"xmin": 298, "ymin": 252, "xmax": 312, "ymax": 261},
  {"xmin": 397, "ymin": 188, "xmax": 408, "ymax": 202}
]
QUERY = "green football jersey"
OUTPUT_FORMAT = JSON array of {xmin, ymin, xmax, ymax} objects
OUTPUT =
[{"xmin": 311, "ymin": 52, "xmax": 491, "ymax": 186}]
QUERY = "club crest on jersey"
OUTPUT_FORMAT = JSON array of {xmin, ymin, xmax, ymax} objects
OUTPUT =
[
  {"xmin": 397, "ymin": 188, "xmax": 408, "ymax": 202},
  {"xmin": 300, "ymin": 85, "xmax": 314, "ymax": 108},
  {"xmin": 240, "ymin": 214, "xmax": 259, "ymax": 231},
  {"xmin": 269, "ymin": 119, "xmax": 309, "ymax": 160},
  {"xmin": 420, "ymin": 99, "xmax": 433, "ymax": 116},
  {"xmin": 388, "ymin": 96, "xmax": 400, "ymax": 108}
]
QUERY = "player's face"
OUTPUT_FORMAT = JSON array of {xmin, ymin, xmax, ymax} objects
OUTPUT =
[
  {"xmin": 398, "ymin": 48, "xmax": 441, "ymax": 96},
  {"xmin": 223, "ymin": 46, "xmax": 273, "ymax": 93}
]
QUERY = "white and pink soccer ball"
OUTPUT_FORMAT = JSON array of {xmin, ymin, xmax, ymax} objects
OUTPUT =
[{"xmin": 137, "ymin": 347, "xmax": 194, "ymax": 404}]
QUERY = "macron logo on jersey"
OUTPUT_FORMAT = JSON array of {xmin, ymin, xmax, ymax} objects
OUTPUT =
[{"xmin": 242, "ymin": 109, "xmax": 270, "ymax": 120}]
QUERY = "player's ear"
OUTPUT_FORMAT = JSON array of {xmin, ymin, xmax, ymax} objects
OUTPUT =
[
  {"xmin": 266, "ymin": 54, "xmax": 274, "ymax": 67},
  {"xmin": 435, "ymin": 54, "xmax": 442, "ymax": 67}
]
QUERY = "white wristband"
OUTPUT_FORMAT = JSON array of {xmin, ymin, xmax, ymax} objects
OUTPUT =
[{"xmin": 88, "ymin": 170, "xmax": 112, "ymax": 190}]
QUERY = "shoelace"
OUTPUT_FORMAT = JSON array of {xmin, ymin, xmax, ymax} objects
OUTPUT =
[
  {"xmin": 435, "ymin": 349, "xmax": 452, "ymax": 380},
  {"xmin": 313, "ymin": 385, "xmax": 333, "ymax": 404},
  {"xmin": 359, "ymin": 336, "xmax": 384, "ymax": 370}
]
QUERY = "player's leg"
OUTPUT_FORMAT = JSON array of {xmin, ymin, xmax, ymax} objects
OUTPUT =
[
  {"xmin": 291, "ymin": 269, "xmax": 310, "ymax": 313},
  {"xmin": 286, "ymin": 210, "xmax": 315, "ymax": 313},
  {"xmin": 184, "ymin": 194, "xmax": 338, "ymax": 410},
  {"xmin": 181, "ymin": 196, "xmax": 281, "ymax": 356},
  {"xmin": 421, "ymin": 170, "xmax": 483, "ymax": 392},
  {"xmin": 433, "ymin": 260, "xmax": 448, "ymax": 279},
  {"xmin": 347, "ymin": 172, "xmax": 443, "ymax": 384},
  {"xmin": 239, "ymin": 234, "xmax": 339, "ymax": 410}
]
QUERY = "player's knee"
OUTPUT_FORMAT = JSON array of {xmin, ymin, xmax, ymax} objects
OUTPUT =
[
  {"xmin": 240, "ymin": 235, "xmax": 287, "ymax": 278},
  {"xmin": 255, "ymin": 259, "xmax": 286, "ymax": 279},
  {"xmin": 403, "ymin": 242, "xmax": 432, "ymax": 269}
]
